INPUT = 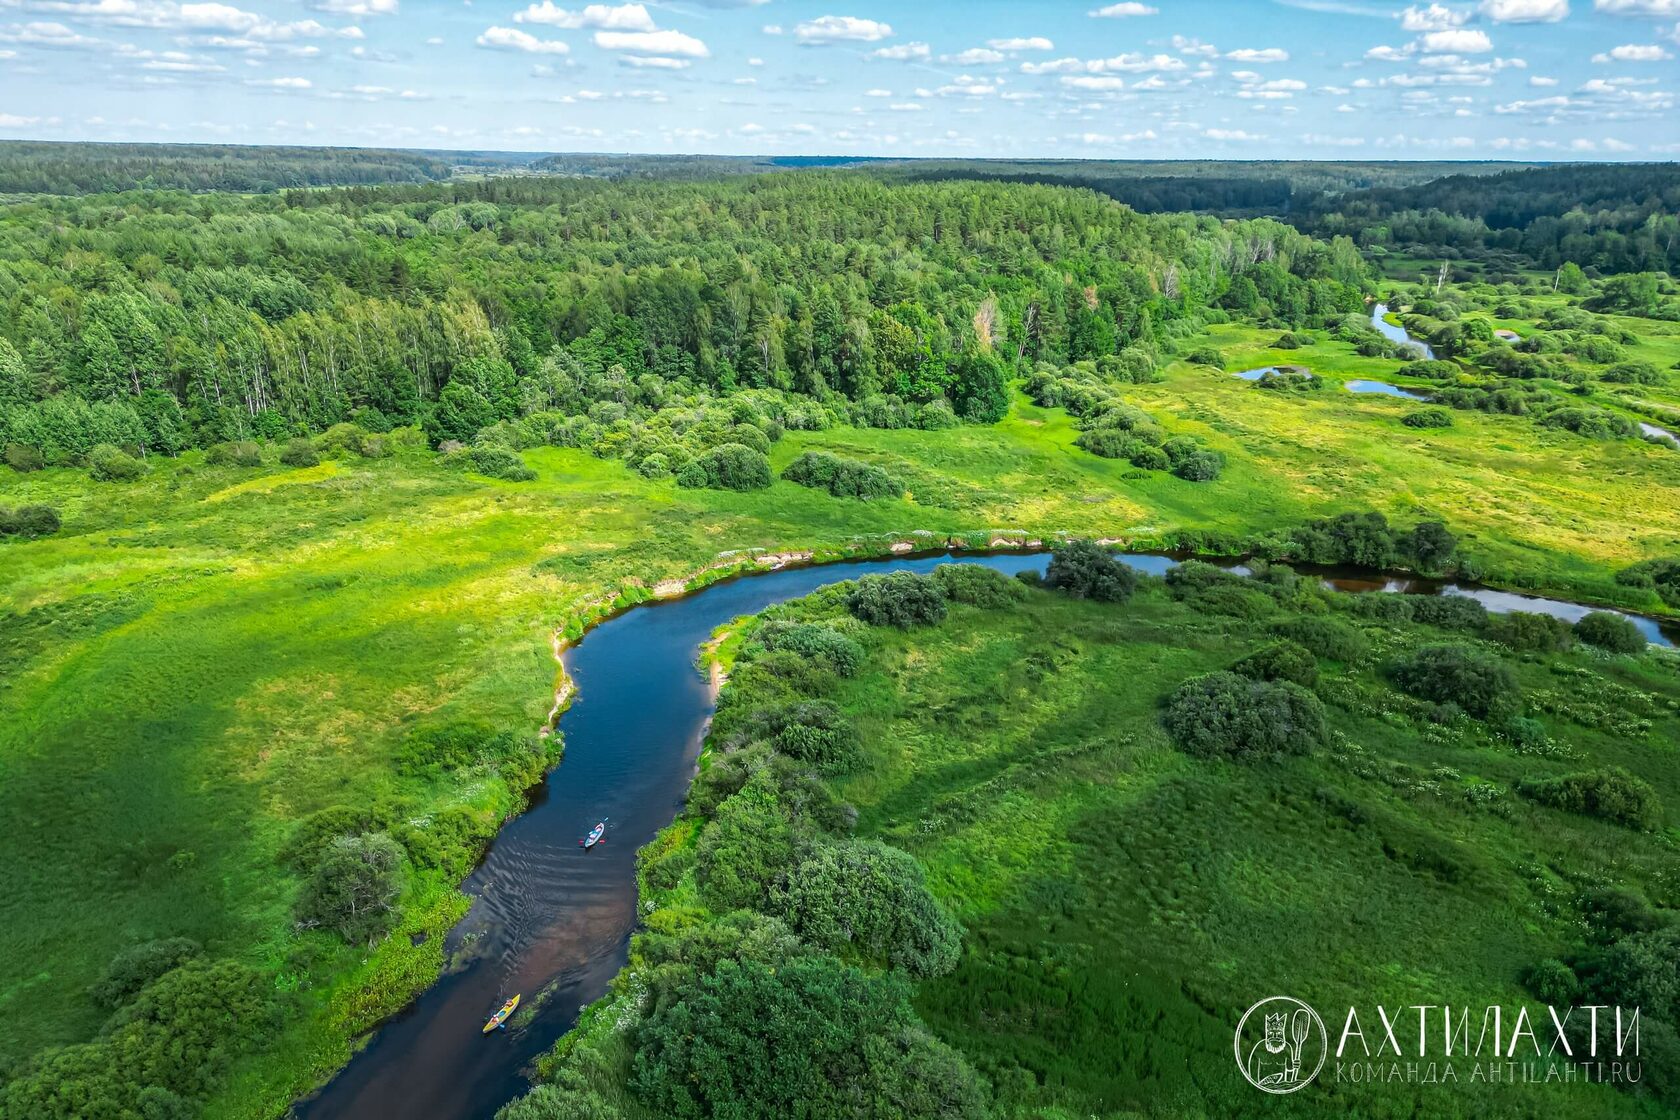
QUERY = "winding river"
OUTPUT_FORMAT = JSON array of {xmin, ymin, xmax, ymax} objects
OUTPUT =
[
  {"xmin": 292, "ymin": 550, "xmax": 1675, "ymax": 1120},
  {"xmin": 1371, "ymin": 301, "xmax": 1435, "ymax": 359}
]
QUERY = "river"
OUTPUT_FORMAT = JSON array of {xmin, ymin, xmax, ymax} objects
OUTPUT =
[
  {"xmin": 292, "ymin": 550, "xmax": 1674, "ymax": 1120},
  {"xmin": 1371, "ymin": 302, "xmax": 1435, "ymax": 360}
]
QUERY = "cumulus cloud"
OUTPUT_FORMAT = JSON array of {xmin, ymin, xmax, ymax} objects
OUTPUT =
[
  {"xmin": 1203, "ymin": 127, "xmax": 1265, "ymax": 140},
  {"xmin": 1400, "ymin": 3, "xmax": 1471, "ymax": 29},
  {"xmin": 988, "ymin": 36, "xmax": 1053, "ymax": 50},
  {"xmin": 944, "ymin": 47, "xmax": 1004, "ymax": 64},
  {"xmin": 794, "ymin": 15, "xmax": 892, "ymax": 43},
  {"xmin": 312, "ymin": 0, "xmax": 397, "ymax": 13},
  {"xmin": 595, "ymin": 29, "xmax": 709, "ymax": 57},
  {"xmin": 514, "ymin": 3, "xmax": 656, "ymax": 31},
  {"xmin": 1366, "ymin": 43, "xmax": 1418, "ymax": 60},
  {"xmin": 477, "ymin": 26, "xmax": 570, "ymax": 54},
  {"xmin": 1225, "ymin": 47, "xmax": 1289, "ymax": 62},
  {"xmin": 871, "ymin": 41, "xmax": 928, "ymax": 60},
  {"xmin": 1592, "ymin": 42, "xmax": 1674, "ymax": 59},
  {"xmin": 1061, "ymin": 74, "xmax": 1126, "ymax": 89},
  {"xmin": 1089, "ymin": 2, "xmax": 1158, "ymax": 15},
  {"xmin": 1594, "ymin": 0, "xmax": 1680, "ymax": 13},
  {"xmin": 246, "ymin": 75, "xmax": 310, "ymax": 87},
  {"xmin": 1421, "ymin": 28, "xmax": 1493, "ymax": 50},
  {"xmin": 1479, "ymin": 0, "xmax": 1568, "ymax": 21}
]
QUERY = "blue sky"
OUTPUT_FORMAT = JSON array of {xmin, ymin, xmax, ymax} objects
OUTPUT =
[{"xmin": 1, "ymin": 0, "xmax": 1676, "ymax": 158}]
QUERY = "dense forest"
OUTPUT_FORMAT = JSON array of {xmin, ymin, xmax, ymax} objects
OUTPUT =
[
  {"xmin": 0, "ymin": 141, "xmax": 543, "ymax": 196},
  {"xmin": 0, "ymin": 174, "xmax": 1370, "ymax": 469}
]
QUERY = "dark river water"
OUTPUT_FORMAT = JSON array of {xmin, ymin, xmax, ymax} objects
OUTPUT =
[{"xmin": 292, "ymin": 549, "xmax": 1675, "ymax": 1120}]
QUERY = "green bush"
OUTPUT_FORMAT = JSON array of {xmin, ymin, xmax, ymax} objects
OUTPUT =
[
  {"xmin": 1486, "ymin": 611, "xmax": 1573, "ymax": 652},
  {"xmin": 847, "ymin": 573, "xmax": 948, "ymax": 628},
  {"xmin": 1404, "ymin": 595, "xmax": 1487, "ymax": 630},
  {"xmin": 1573, "ymin": 611, "xmax": 1646, "ymax": 654},
  {"xmin": 4, "ymin": 442, "xmax": 45, "ymax": 472},
  {"xmin": 497, "ymin": 1086, "xmax": 623, "ymax": 1120},
  {"xmin": 1523, "ymin": 958, "xmax": 1579, "ymax": 1006},
  {"xmin": 631, "ymin": 956, "xmax": 988, "ymax": 1120},
  {"xmin": 1617, "ymin": 557, "xmax": 1680, "ymax": 608},
  {"xmin": 1581, "ymin": 927, "xmax": 1680, "ymax": 1023},
  {"xmin": 397, "ymin": 721, "xmax": 530, "ymax": 777},
  {"xmin": 781, "ymin": 451, "xmax": 900, "ymax": 500},
  {"xmin": 96, "ymin": 937, "xmax": 203, "ymax": 1008},
  {"xmin": 279, "ymin": 438, "xmax": 320, "ymax": 468},
  {"xmin": 1402, "ymin": 408, "xmax": 1455, "ymax": 429},
  {"xmin": 453, "ymin": 444, "xmax": 536, "ymax": 481},
  {"xmin": 676, "ymin": 442, "xmax": 772, "ymax": 491},
  {"xmin": 1163, "ymin": 671, "xmax": 1327, "ymax": 760},
  {"xmin": 1389, "ymin": 644, "xmax": 1520, "ymax": 720},
  {"xmin": 694, "ymin": 770, "xmax": 801, "ymax": 912},
  {"xmin": 932, "ymin": 563, "xmax": 1027, "ymax": 608},
  {"xmin": 1045, "ymin": 540, "xmax": 1137, "ymax": 603},
  {"xmin": 88, "ymin": 443, "xmax": 146, "ymax": 481},
  {"xmin": 1272, "ymin": 616, "xmax": 1368, "ymax": 662},
  {"xmin": 756, "ymin": 622, "xmax": 865, "ymax": 677},
  {"xmin": 206, "ymin": 440, "xmax": 263, "ymax": 467},
  {"xmin": 1233, "ymin": 641, "xmax": 1319, "ymax": 687},
  {"xmin": 295, "ymin": 832, "xmax": 406, "ymax": 945},
  {"xmin": 1184, "ymin": 346, "xmax": 1224, "ymax": 368},
  {"xmin": 1518, "ymin": 767, "xmax": 1662, "ymax": 831},
  {"xmin": 774, "ymin": 840, "xmax": 962, "ymax": 977},
  {"xmin": 760, "ymin": 700, "xmax": 861, "ymax": 772},
  {"xmin": 0, "ymin": 503, "xmax": 61, "ymax": 539}
]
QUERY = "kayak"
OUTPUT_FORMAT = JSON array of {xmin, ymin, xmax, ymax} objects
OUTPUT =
[
  {"xmin": 581, "ymin": 821, "xmax": 605, "ymax": 849},
  {"xmin": 482, "ymin": 994, "xmax": 519, "ymax": 1034}
]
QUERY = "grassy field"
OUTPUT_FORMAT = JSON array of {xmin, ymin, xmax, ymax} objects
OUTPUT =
[
  {"xmin": 519, "ymin": 568, "xmax": 1680, "ymax": 1119},
  {"xmin": 2, "ymin": 318, "xmax": 1679, "ymax": 1115}
]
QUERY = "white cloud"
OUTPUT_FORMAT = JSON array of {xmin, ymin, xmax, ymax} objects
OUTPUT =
[
  {"xmin": 1061, "ymin": 74, "xmax": 1126, "ymax": 89},
  {"xmin": 1204, "ymin": 127, "xmax": 1265, "ymax": 140},
  {"xmin": 1400, "ymin": 3, "xmax": 1471, "ymax": 30},
  {"xmin": 311, "ymin": 0, "xmax": 397, "ymax": 13},
  {"xmin": 871, "ymin": 41, "xmax": 928, "ymax": 60},
  {"xmin": 477, "ymin": 26, "xmax": 570, "ymax": 54},
  {"xmin": 1479, "ymin": 0, "xmax": 1568, "ymax": 21},
  {"xmin": 1594, "ymin": 0, "xmax": 1680, "ymax": 13},
  {"xmin": 794, "ymin": 15, "xmax": 892, "ymax": 43},
  {"xmin": 945, "ymin": 47, "xmax": 1004, "ymax": 64},
  {"xmin": 864, "ymin": 87, "xmax": 891, "ymax": 96},
  {"xmin": 246, "ymin": 75, "xmax": 310, "ymax": 87},
  {"xmin": 1422, "ymin": 28, "xmax": 1493, "ymax": 50},
  {"xmin": 888, "ymin": 101, "xmax": 922, "ymax": 110},
  {"xmin": 621, "ymin": 54, "xmax": 689, "ymax": 67},
  {"xmin": 988, "ymin": 36, "xmax": 1053, "ymax": 50},
  {"xmin": 1530, "ymin": 74, "xmax": 1560, "ymax": 83},
  {"xmin": 1170, "ymin": 35, "xmax": 1219, "ymax": 56},
  {"xmin": 1225, "ymin": 47, "xmax": 1289, "ymax": 62},
  {"xmin": 595, "ymin": 28, "xmax": 708, "ymax": 57},
  {"xmin": 1089, "ymin": 2, "xmax": 1158, "ymax": 15},
  {"xmin": 1089, "ymin": 51, "xmax": 1186, "ymax": 71},
  {"xmin": 515, "ymin": 3, "xmax": 656, "ymax": 31},
  {"xmin": 1592, "ymin": 42, "xmax": 1674, "ymax": 59},
  {"xmin": 1019, "ymin": 56, "xmax": 1083, "ymax": 73},
  {"xmin": 0, "ymin": 112, "xmax": 41, "ymax": 125},
  {"xmin": 1366, "ymin": 43, "xmax": 1417, "ymax": 60}
]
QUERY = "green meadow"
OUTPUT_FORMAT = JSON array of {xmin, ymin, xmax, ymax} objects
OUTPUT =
[
  {"xmin": 510, "ymin": 564, "xmax": 1680, "ymax": 1119},
  {"xmin": 2, "ymin": 320, "xmax": 1679, "ymax": 1116}
]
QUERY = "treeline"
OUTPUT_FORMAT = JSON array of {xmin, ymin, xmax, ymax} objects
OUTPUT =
[
  {"xmin": 1307, "ymin": 163, "xmax": 1680, "ymax": 274},
  {"xmin": 0, "ymin": 174, "xmax": 1371, "ymax": 467},
  {"xmin": 0, "ymin": 141, "xmax": 535, "ymax": 196}
]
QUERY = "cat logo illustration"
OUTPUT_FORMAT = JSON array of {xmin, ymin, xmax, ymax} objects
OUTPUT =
[{"xmin": 1234, "ymin": 996, "xmax": 1327, "ymax": 1094}]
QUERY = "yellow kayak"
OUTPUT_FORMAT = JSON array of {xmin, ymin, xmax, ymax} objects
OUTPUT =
[{"xmin": 483, "ymin": 994, "xmax": 520, "ymax": 1034}]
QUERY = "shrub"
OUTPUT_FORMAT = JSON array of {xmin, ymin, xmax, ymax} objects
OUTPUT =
[
  {"xmin": 637, "ymin": 452, "xmax": 671, "ymax": 479},
  {"xmin": 694, "ymin": 771, "xmax": 801, "ymax": 912},
  {"xmin": 97, "ymin": 937, "xmax": 203, "ymax": 1008},
  {"xmin": 1233, "ymin": 641, "xmax": 1319, "ymax": 687},
  {"xmin": 1518, "ymin": 767, "xmax": 1662, "ymax": 831},
  {"xmin": 1129, "ymin": 443, "xmax": 1170, "ymax": 470},
  {"xmin": 1581, "ymin": 927, "xmax": 1680, "ymax": 1023},
  {"xmin": 498, "ymin": 1086, "xmax": 623, "ymax": 1120},
  {"xmin": 1172, "ymin": 449, "xmax": 1225, "ymax": 482},
  {"xmin": 676, "ymin": 443, "xmax": 772, "ymax": 491},
  {"xmin": 467, "ymin": 445, "xmax": 536, "ymax": 481},
  {"xmin": 279, "ymin": 438, "xmax": 320, "ymax": 468},
  {"xmin": 1390, "ymin": 644, "xmax": 1520, "ymax": 720},
  {"xmin": 774, "ymin": 840, "xmax": 962, "ymax": 977},
  {"xmin": 1273, "ymin": 616, "xmax": 1368, "ymax": 662},
  {"xmin": 88, "ymin": 443, "xmax": 146, "ymax": 481},
  {"xmin": 631, "ymin": 956, "xmax": 988, "ymax": 1120},
  {"xmin": 1524, "ymin": 959, "xmax": 1579, "ymax": 1006},
  {"xmin": 1617, "ymin": 557, "xmax": 1680, "ymax": 608},
  {"xmin": 1573, "ymin": 611, "xmax": 1646, "ymax": 654},
  {"xmin": 1045, "ymin": 540, "xmax": 1137, "ymax": 603},
  {"xmin": 1273, "ymin": 331, "xmax": 1310, "ymax": 349},
  {"xmin": 1404, "ymin": 595, "xmax": 1487, "ymax": 630},
  {"xmin": 1184, "ymin": 346, "xmax": 1224, "ymax": 368},
  {"xmin": 932, "ymin": 563, "xmax": 1027, "ymax": 608},
  {"xmin": 1600, "ymin": 360, "xmax": 1664, "ymax": 385},
  {"xmin": 4, "ymin": 442, "xmax": 44, "ymax": 472},
  {"xmin": 206, "ymin": 440, "xmax": 263, "ymax": 467},
  {"xmin": 1402, "ymin": 408, "xmax": 1455, "ymax": 429},
  {"xmin": 1486, "ymin": 611, "xmax": 1573, "ymax": 652},
  {"xmin": 756, "ymin": 622, "xmax": 865, "ymax": 676},
  {"xmin": 0, "ymin": 503, "xmax": 61, "ymax": 539},
  {"xmin": 760, "ymin": 700, "xmax": 860, "ymax": 772},
  {"xmin": 847, "ymin": 572, "xmax": 948, "ymax": 628},
  {"xmin": 295, "ymin": 832, "xmax": 405, "ymax": 945},
  {"xmin": 781, "ymin": 451, "xmax": 900, "ymax": 500},
  {"xmin": 1163, "ymin": 672, "xmax": 1328, "ymax": 760},
  {"xmin": 397, "ymin": 721, "xmax": 530, "ymax": 777}
]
